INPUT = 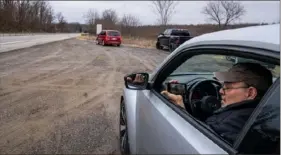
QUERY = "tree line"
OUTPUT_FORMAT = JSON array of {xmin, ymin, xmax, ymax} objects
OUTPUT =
[
  {"xmin": 84, "ymin": 8, "xmax": 141, "ymax": 36},
  {"xmin": 0, "ymin": 0, "xmax": 82, "ymax": 33},
  {"xmin": 84, "ymin": 0, "xmax": 247, "ymax": 36},
  {"xmin": 0, "ymin": 0, "xmax": 264, "ymax": 35}
]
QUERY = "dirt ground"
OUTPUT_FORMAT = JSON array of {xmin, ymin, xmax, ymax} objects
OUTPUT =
[{"xmin": 0, "ymin": 39, "xmax": 169, "ymax": 154}]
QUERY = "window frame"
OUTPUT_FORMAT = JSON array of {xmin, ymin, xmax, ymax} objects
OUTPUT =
[{"xmin": 149, "ymin": 45, "xmax": 279, "ymax": 154}]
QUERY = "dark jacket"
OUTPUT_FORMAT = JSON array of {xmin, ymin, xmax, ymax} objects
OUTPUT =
[{"xmin": 205, "ymin": 99, "xmax": 260, "ymax": 145}]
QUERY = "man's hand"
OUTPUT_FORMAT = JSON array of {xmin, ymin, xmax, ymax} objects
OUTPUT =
[
  {"xmin": 126, "ymin": 74, "xmax": 145, "ymax": 84},
  {"xmin": 161, "ymin": 90, "xmax": 185, "ymax": 108},
  {"xmin": 134, "ymin": 74, "xmax": 145, "ymax": 83}
]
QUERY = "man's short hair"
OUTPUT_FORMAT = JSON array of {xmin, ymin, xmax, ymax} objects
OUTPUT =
[{"xmin": 215, "ymin": 62, "xmax": 273, "ymax": 97}]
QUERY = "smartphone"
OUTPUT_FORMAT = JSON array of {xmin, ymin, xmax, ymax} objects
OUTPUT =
[{"xmin": 167, "ymin": 83, "xmax": 188, "ymax": 103}]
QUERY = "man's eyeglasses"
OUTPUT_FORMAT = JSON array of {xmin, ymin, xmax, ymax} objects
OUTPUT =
[
  {"xmin": 221, "ymin": 82, "xmax": 250, "ymax": 91},
  {"xmin": 221, "ymin": 86, "xmax": 249, "ymax": 91}
]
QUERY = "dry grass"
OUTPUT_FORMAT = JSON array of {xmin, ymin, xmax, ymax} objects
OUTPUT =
[
  {"xmin": 76, "ymin": 35, "xmax": 96, "ymax": 41},
  {"xmin": 122, "ymin": 36, "xmax": 156, "ymax": 49}
]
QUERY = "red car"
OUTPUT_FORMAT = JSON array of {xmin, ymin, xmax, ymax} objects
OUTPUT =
[{"xmin": 96, "ymin": 30, "xmax": 122, "ymax": 46}]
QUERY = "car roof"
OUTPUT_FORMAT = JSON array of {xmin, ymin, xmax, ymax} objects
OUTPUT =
[{"xmin": 180, "ymin": 24, "xmax": 280, "ymax": 53}]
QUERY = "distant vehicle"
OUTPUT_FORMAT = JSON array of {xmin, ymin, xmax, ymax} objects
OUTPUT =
[
  {"xmin": 119, "ymin": 24, "xmax": 280, "ymax": 154},
  {"xmin": 96, "ymin": 30, "xmax": 122, "ymax": 46},
  {"xmin": 225, "ymin": 56, "xmax": 275, "ymax": 69},
  {"xmin": 156, "ymin": 28, "xmax": 193, "ymax": 52}
]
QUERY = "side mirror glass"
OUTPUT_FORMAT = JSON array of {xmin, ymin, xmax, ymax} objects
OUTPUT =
[{"xmin": 124, "ymin": 73, "xmax": 149, "ymax": 90}]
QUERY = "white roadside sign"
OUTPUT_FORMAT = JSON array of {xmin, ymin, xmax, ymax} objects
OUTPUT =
[{"xmin": 96, "ymin": 24, "xmax": 102, "ymax": 35}]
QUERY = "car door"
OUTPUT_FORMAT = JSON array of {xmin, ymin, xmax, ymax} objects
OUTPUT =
[
  {"xmin": 159, "ymin": 30, "xmax": 167, "ymax": 46},
  {"xmin": 162, "ymin": 29, "xmax": 171, "ymax": 47},
  {"xmin": 135, "ymin": 49, "xmax": 239, "ymax": 154},
  {"xmin": 135, "ymin": 46, "xmax": 279, "ymax": 154},
  {"xmin": 136, "ymin": 90, "xmax": 230, "ymax": 154}
]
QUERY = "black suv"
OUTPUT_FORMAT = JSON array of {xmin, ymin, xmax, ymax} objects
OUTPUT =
[{"xmin": 156, "ymin": 28, "xmax": 193, "ymax": 52}]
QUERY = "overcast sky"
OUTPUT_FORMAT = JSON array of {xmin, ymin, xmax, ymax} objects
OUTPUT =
[{"xmin": 50, "ymin": 1, "xmax": 280, "ymax": 25}]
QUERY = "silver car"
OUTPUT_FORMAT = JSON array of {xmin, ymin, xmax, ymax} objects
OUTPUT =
[{"xmin": 119, "ymin": 24, "xmax": 280, "ymax": 154}]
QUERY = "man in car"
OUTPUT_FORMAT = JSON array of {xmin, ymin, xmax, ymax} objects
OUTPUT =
[{"xmin": 161, "ymin": 62, "xmax": 273, "ymax": 144}]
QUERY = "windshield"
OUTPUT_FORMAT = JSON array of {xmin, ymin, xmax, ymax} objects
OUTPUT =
[
  {"xmin": 171, "ymin": 54, "xmax": 279, "ymax": 79},
  {"xmin": 107, "ymin": 31, "xmax": 120, "ymax": 36}
]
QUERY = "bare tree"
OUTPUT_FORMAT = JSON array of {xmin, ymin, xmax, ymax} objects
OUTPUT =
[
  {"xmin": 0, "ymin": 0, "xmax": 16, "ymax": 32},
  {"xmin": 151, "ymin": 0, "xmax": 178, "ymax": 25},
  {"xmin": 0, "ymin": 0, "xmax": 58, "ymax": 33},
  {"xmin": 120, "ymin": 14, "xmax": 140, "ymax": 27},
  {"xmin": 84, "ymin": 8, "xmax": 99, "ymax": 34},
  {"xmin": 120, "ymin": 14, "xmax": 141, "ymax": 36},
  {"xmin": 202, "ymin": 1, "xmax": 246, "ymax": 28},
  {"xmin": 101, "ymin": 9, "xmax": 118, "ymax": 27},
  {"xmin": 56, "ymin": 12, "xmax": 67, "ymax": 32},
  {"xmin": 221, "ymin": 1, "xmax": 246, "ymax": 27},
  {"xmin": 201, "ymin": 1, "xmax": 224, "ymax": 28},
  {"xmin": 56, "ymin": 12, "xmax": 64, "ymax": 23},
  {"xmin": 44, "ymin": 6, "xmax": 55, "ymax": 32},
  {"xmin": 14, "ymin": 0, "xmax": 30, "ymax": 31}
]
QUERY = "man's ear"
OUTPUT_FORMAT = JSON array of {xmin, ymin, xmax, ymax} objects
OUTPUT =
[{"xmin": 247, "ymin": 87, "xmax": 258, "ymax": 99}]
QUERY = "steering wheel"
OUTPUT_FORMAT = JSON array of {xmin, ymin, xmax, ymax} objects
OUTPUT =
[{"xmin": 185, "ymin": 79, "xmax": 222, "ymax": 116}]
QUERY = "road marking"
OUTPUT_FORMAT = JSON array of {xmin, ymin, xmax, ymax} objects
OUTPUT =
[{"xmin": 0, "ymin": 40, "xmax": 26, "ymax": 45}]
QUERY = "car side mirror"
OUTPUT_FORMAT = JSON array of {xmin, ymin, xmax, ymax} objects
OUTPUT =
[
  {"xmin": 124, "ymin": 73, "xmax": 149, "ymax": 90},
  {"xmin": 159, "ymin": 33, "xmax": 164, "ymax": 35}
]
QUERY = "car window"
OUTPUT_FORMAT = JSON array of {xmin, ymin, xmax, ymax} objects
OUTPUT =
[
  {"xmin": 167, "ymin": 29, "xmax": 172, "ymax": 35},
  {"xmin": 171, "ymin": 30, "xmax": 190, "ymax": 36},
  {"xmin": 100, "ymin": 31, "xmax": 105, "ymax": 35},
  {"xmin": 171, "ymin": 54, "xmax": 279, "ymax": 81},
  {"xmin": 107, "ymin": 31, "xmax": 120, "ymax": 36},
  {"xmin": 164, "ymin": 29, "xmax": 171, "ymax": 35}
]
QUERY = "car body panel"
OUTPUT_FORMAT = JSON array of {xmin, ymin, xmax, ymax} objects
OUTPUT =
[
  {"xmin": 105, "ymin": 40, "xmax": 121, "ymax": 45},
  {"xmin": 97, "ymin": 31, "xmax": 106, "ymax": 43},
  {"xmin": 135, "ymin": 90, "xmax": 228, "ymax": 154},
  {"xmin": 158, "ymin": 29, "xmax": 170, "ymax": 47},
  {"xmin": 122, "ymin": 89, "xmax": 138, "ymax": 153},
  {"xmin": 186, "ymin": 24, "xmax": 279, "ymax": 45}
]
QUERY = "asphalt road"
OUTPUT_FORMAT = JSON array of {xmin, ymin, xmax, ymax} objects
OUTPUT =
[
  {"xmin": 0, "ymin": 33, "xmax": 80, "ymax": 53},
  {"xmin": 0, "ymin": 38, "xmax": 169, "ymax": 154}
]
